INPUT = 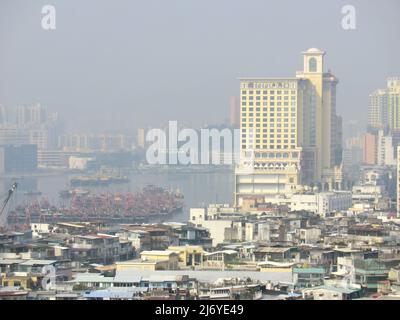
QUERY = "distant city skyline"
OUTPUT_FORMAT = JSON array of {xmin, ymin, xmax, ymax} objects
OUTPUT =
[{"xmin": 1, "ymin": 0, "xmax": 399, "ymax": 134}]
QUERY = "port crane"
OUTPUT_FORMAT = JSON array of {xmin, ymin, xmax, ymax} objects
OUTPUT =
[{"xmin": 0, "ymin": 182, "xmax": 18, "ymax": 231}]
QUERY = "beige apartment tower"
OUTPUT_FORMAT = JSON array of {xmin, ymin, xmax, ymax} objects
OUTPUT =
[{"xmin": 235, "ymin": 48, "xmax": 342, "ymax": 205}]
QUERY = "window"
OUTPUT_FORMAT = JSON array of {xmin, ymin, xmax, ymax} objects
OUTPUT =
[{"xmin": 309, "ymin": 57, "xmax": 317, "ymax": 72}]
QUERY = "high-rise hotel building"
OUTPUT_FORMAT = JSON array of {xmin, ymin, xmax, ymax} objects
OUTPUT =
[{"xmin": 235, "ymin": 48, "xmax": 343, "ymax": 205}]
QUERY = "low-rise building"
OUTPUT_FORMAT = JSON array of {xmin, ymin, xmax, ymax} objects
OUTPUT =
[
  {"xmin": 302, "ymin": 285, "xmax": 362, "ymax": 300},
  {"xmin": 290, "ymin": 192, "xmax": 352, "ymax": 217},
  {"xmin": 168, "ymin": 245, "xmax": 204, "ymax": 268},
  {"xmin": 292, "ymin": 267, "xmax": 325, "ymax": 288},
  {"xmin": 115, "ymin": 250, "xmax": 179, "ymax": 271},
  {"xmin": 203, "ymin": 250, "xmax": 238, "ymax": 269},
  {"xmin": 297, "ymin": 228, "xmax": 322, "ymax": 244},
  {"xmin": 254, "ymin": 247, "xmax": 297, "ymax": 262},
  {"xmin": 71, "ymin": 233, "xmax": 131, "ymax": 265}
]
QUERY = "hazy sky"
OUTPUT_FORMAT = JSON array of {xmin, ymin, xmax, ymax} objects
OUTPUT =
[{"xmin": 0, "ymin": 0, "xmax": 399, "ymax": 135}]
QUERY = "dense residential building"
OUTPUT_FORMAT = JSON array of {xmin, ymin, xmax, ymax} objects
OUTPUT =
[
  {"xmin": 388, "ymin": 78, "xmax": 400, "ymax": 130},
  {"xmin": 362, "ymin": 133, "xmax": 377, "ymax": 165},
  {"xmin": 368, "ymin": 77, "xmax": 400, "ymax": 131},
  {"xmin": 58, "ymin": 134, "xmax": 132, "ymax": 152},
  {"xmin": 369, "ymin": 89, "xmax": 388, "ymax": 130},
  {"xmin": 0, "ymin": 104, "xmax": 60, "ymax": 150},
  {"xmin": 377, "ymin": 130, "xmax": 396, "ymax": 166}
]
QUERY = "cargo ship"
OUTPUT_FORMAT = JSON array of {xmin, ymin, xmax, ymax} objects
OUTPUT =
[{"xmin": 70, "ymin": 175, "xmax": 130, "ymax": 187}]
